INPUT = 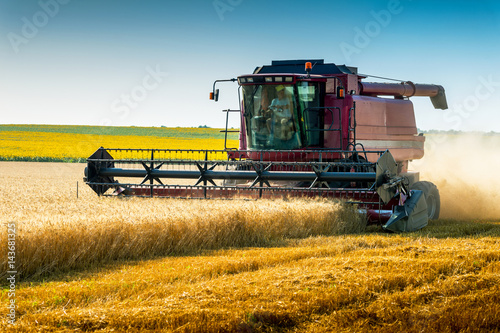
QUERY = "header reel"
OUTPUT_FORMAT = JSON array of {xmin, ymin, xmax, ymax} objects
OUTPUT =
[{"xmin": 84, "ymin": 147, "xmax": 429, "ymax": 232}]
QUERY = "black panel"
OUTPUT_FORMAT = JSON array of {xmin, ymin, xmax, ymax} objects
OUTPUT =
[
  {"xmin": 271, "ymin": 59, "xmax": 324, "ymax": 66},
  {"xmin": 254, "ymin": 60, "xmax": 356, "ymax": 75}
]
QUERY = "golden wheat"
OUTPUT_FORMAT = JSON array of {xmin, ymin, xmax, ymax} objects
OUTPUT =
[
  {"xmin": 3, "ymin": 227, "xmax": 500, "ymax": 332},
  {"xmin": 1, "ymin": 149, "xmax": 500, "ymax": 332},
  {"xmin": 0, "ymin": 162, "xmax": 363, "ymax": 281}
]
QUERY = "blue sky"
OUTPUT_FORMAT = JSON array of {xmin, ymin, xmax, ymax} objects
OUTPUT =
[{"xmin": 1, "ymin": 0, "xmax": 500, "ymax": 131}]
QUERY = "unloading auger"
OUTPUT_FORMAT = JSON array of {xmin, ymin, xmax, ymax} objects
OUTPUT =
[{"xmin": 84, "ymin": 59, "xmax": 445, "ymax": 232}]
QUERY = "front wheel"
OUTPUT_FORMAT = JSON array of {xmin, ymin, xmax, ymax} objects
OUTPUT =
[{"xmin": 411, "ymin": 181, "xmax": 440, "ymax": 220}]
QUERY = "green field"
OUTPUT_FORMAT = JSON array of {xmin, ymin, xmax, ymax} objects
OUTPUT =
[{"xmin": 0, "ymin": 124, "xmax": 239, "ymax": 140}]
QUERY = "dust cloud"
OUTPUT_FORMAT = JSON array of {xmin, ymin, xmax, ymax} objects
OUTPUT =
[{"xmin": 410, "ymin": 134, "xmax": 500, "ymax": 221}]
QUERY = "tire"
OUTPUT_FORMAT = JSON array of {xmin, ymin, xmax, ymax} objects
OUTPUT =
[{"xmin": 411, "ymin": 181, "xmax": 440, "ymax": 220}]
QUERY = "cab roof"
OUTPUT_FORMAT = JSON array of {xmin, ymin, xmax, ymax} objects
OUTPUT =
[{"xmin": 254, "ymin": 59, "xmax": 357, "ymax": 76}]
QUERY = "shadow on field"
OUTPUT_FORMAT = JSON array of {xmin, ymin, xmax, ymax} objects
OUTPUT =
[
  {"xmin": 366, "ymin": 218, "xmax": 500, "ymax": 238},
  {"xmin": 14, "ymin": 242, "xmax": 299, "ymax": 287},
  {"xmin": 13, "ymin": 218, "xmax": 500, "ymax": 287},
  {"xmin": 415, "ymin": 218, "xmax": 500, "ymax": 238}
]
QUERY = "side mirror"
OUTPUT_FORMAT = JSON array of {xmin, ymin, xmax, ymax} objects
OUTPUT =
[{"xmin": 209, "ymin": 89, "xmax": 220, "ymax": 102}]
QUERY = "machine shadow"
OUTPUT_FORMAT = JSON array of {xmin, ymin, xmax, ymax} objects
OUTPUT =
[{"xmin": 17, "ymin": 218, "xmax": 500, "ymax": 286}]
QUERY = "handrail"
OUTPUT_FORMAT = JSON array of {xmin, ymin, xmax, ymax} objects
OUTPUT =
[
  {"xmin": 219, "ymin": 109, "xmax": 240, "ymax": 150},
  {"xmin": 303, "ymin": 106, "xmax": 342, "ymax": 149}
]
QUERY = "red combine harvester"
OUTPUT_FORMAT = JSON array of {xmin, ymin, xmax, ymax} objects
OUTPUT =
[{"xmin": 84, "ymin": 60, "xmax": 447, "ymax": 232}]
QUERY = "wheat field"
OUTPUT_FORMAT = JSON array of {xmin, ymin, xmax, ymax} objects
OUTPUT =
[
  {"xmin": 0, "ymin": 162, "xmax": 364, "ymax": 281},
  {"xmin": 1, "ymin": 131, "xmax": 500, "ymax": 332},
  {"xmin": 1, "ymin": 160, "xmax": 500, "ymax": 332}
]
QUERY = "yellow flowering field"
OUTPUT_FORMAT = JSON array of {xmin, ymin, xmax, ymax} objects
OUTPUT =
[{"xmin": 0, "ymin": 125, "xmax": 239, "ymax": 161}]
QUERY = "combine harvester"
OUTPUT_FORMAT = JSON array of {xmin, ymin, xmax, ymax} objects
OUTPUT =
[{"xmin": 84, "ymin": 60, "xmax": 447, "ymax": 232}]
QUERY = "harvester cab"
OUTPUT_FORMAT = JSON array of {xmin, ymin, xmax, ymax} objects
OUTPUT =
[{"xmin": 85, "ymin": 59, "xmax": 447, "ymax": 232}]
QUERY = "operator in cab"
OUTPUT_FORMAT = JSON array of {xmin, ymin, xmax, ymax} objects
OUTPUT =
[{"xmin": 268, "ymin": 85, "xmax": 295, "ymax": 143}]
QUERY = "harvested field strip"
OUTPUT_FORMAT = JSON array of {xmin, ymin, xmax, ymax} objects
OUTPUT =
[{"xmin": 3, "ymin": 233, "xmax": 500, "ymax": 332}]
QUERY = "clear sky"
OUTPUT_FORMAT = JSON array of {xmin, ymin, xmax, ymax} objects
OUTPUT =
[{"xmin": 1, "ymin": 0, "xmax": 499, "ymax": 131}]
